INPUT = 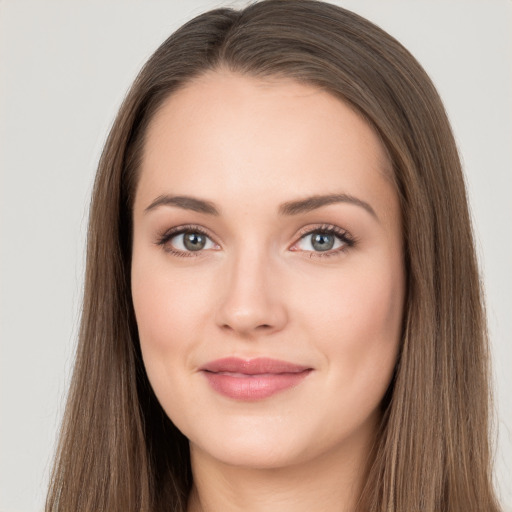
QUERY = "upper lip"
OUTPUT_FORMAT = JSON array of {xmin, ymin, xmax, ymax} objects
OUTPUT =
[{"xmin": 200, "ymin": 357, "xmax": 311, "ymax": 375}]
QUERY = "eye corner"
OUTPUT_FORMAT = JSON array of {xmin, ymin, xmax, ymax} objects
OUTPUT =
[
  {"xmin": 290, "ymin": 223, "xmax": 356, "ymax": 259},
  {"xmin": 154, "ymin": 224, "xmax": 221, "ymax": 257}
]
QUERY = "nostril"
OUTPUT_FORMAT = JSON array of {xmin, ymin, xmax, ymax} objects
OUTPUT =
[{"xmin": 221, "ymin": 322, "xmax": 273, "ymax": 333}]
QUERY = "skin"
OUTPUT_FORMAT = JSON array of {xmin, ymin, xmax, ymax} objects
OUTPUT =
[{"xmin": 131, "ymin": 70, "xmax": 405, "ymax": 512}]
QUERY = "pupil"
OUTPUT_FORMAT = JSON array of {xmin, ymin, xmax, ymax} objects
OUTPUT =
[
  {"xmin": 312, "ymin": 233, "xmax": 334, "ymax": 251},
  {"xmin": 184, "ymin": 232, "xmax": 206, "ymax": 251}
]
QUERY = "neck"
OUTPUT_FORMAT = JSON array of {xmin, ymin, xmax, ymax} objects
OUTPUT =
[{"xmin": 186, "ymin": 430, "xmax": 375, "ymax": 512}]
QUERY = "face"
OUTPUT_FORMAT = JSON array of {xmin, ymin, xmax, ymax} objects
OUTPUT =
[{"xmin": 131, "ymin": 71, "xmax": 405, "ymax": 470}]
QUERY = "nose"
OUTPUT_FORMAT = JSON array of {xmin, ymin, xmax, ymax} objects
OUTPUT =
[{"xmin": 215, "ymin": 248, "xmax": 288, "ymax": 337}]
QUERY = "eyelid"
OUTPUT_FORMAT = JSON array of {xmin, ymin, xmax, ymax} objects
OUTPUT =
[
  {"xmin": 155, "ymin": 222, "xmax": 355, "ymax": 258},
  {"xmin": 289, "ymin": 223, "xmax": 355, "ymax": 257},
  {"xmin": 294, "ymin": 223, "xmax": 350, "ymax": 240},
  {"xmin": 155, "ymin": 224, "xmax": 220, "ymax": 257}
]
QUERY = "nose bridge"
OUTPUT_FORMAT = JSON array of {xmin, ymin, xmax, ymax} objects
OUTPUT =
[{"xmin": 215, "ymin": 240, "xmax": 287, "ymax": 335}]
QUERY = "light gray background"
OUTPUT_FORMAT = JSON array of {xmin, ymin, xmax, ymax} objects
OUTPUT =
[{"xmin": 1, "ymin": 1, "xmax": 511, "ymax": 511}]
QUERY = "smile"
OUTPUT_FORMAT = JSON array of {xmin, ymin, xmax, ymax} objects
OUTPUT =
[{"xmin": 199, "ymin": 357, "xmax": 313, "ymax": 400}]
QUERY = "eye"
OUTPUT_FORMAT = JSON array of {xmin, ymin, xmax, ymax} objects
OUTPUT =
[
  {"xmin": 157, "ymin": 226, "xmax": 218, "ymax": 256},
  {"xmin": 172, "ymin": 231, "xmax": 216, "ymax": 251},
  {"xmin": 292, "ymin": 225, "xmax": 354, "ymax": 256}
]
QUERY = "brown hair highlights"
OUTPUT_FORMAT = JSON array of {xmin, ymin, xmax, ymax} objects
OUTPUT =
[{"xmin": 46, "ymin": 1, "xmax": 500, "ymax": 511}]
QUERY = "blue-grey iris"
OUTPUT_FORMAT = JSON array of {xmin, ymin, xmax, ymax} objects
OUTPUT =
[{"xmin": 311, "ymin": 233, "xmax": 335, "ymax": 251}]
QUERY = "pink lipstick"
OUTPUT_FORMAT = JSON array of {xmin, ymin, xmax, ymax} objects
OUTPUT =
[{"xmin": 200, "ymin": 357, "xmax": 312, "ymax": 400}]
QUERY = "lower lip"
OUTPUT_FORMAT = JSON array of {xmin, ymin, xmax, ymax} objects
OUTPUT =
[{"xmin": 202, "ymin": 370, "xmax": 312, "ymax": 400}]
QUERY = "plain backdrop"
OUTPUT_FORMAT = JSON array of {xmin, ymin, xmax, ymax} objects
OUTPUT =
[{"xmin": 1, "ymin": 1, "xmax": 511, "ymax": 511}]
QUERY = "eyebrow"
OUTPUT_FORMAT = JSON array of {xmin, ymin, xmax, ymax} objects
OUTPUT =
[
  {"xmin": 144, "ymin": 193, "xmax": 377, "ymax": 220},
  {"xmin": 278, "ymin": 193, "xmax": 377, "ymax": 219},
  {"xmin": 144, "ymin": 195, "xmax": 220, "ymax": 215}
]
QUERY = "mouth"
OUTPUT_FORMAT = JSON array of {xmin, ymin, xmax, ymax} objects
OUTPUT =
[{"xmin": 199, "ymin": 357, "xmax": 313, "ymax": 400}]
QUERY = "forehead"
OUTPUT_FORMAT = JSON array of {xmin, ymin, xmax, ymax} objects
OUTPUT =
[{"xmin": 136, "ymin": 70, "xmax": 395, "ymax": 220}]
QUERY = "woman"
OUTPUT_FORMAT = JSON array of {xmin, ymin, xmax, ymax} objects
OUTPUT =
[{"xmin": 45, "ymin": 1, "xmax": 501, "ymax": 510}]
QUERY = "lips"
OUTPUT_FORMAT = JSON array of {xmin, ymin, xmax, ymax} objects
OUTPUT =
[{"xmin": 199, "ymin": 357, "xmax": 313, "ymax": 400}]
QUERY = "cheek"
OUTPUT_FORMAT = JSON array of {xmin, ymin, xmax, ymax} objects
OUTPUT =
[
  {"xmin": 131, "ymin": 263, "xmax": 215, "ymax": 435},
  {"xmin": 130, "ymin": 251, "xmax": 211, "ymax": 405},
  {"xmin": 300, "ymin": 254, "xmax": 403, "ymax": 330},
  {"xmin": 295, "ymin": 254, "xmax": 404, "ymax": 395},
  {"xmin": 132, "ymin": 253, "xmax": 209, "ymax": 349}
]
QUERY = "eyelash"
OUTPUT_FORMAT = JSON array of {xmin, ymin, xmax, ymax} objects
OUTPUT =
[
  {"xmin": 155, "ymin": 223, "xmax": 356, "ymax": 259},
  {"xmin": 294, "ymin": 224, "xmax": 355, "ymax": 258},
  {"xmin": 156, "ymin": 224, "xmax": 215, "ymax": 258}
]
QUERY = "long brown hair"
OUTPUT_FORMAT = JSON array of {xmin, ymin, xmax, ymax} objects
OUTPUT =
[{"xmin": 45, "ymin": 1, "xmax": 500, "ymax": 510}]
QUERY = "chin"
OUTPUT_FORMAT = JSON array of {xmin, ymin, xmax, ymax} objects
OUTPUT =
[
  {"xmin": 192, "ymin": 438, "xmax": 308, "ymax": 470},
  {"xmin": 185, "ymin": 416, "xmax": 316, "ymax": 469}
]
